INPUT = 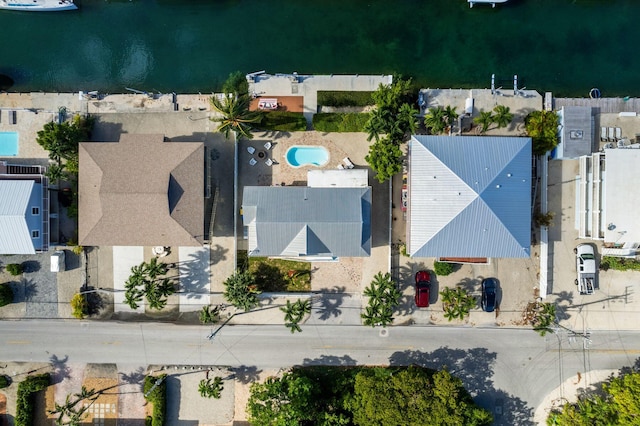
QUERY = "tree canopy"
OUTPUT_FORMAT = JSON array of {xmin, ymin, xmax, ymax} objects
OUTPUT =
[
  {"xmin": 246, "ymin": 366, "xmax": 492, "ymax": 426},
  {"xmin": 222, "ymin": 270, "xmax": 260, "ymax": 312},
  {"xmin": 525, "ymin": 110, "xmax": 559, "ymax": 155},
  {"xmin": 364, "ymin": 136, "xmax": 403, "ymax": 183},
  {"xmin": 548, "ymin": 370, "xmax": 640, "ymax": 425},
  {"xmin": 123, "ymin": 258, "xmax": 175, "ymax": 311},
  {"xmin": 361, "ymin": 272, "xmax": 401, "ymax": 327}
]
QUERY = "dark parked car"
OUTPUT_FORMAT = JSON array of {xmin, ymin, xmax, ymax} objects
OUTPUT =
[
  {"xmin": 415, "ymin": 270, "xmax": 431, "ymax": 308},
  {"xmin": 481, "ymin": 278, "xmax": 497, "ymax": 312}
]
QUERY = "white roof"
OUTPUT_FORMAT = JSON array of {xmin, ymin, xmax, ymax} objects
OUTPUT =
[
  {"xmin": 604, "ymin": 149, "xmax": 640, "ymax": 243},
  {"xmin": 0, "ymin": 180, "xmax": 36, "ymax": 254},
  {"xmin": 307, "ymin": 169, "xmax": 368, "ymax": 187}
]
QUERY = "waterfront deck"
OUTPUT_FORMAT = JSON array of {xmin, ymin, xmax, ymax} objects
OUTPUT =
[{"xmin": 555, "ymin": 97, "xmax": 640, "ymax": 114}]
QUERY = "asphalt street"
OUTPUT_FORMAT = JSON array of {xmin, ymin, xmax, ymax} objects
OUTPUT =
[{"xmin": 2, "ymin": 320, "xmax": 640, "ymax": 424}]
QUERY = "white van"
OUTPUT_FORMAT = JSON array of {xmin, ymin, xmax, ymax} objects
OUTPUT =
[{"xmin": 50, "ymin": 250, "xmax": 66, "ymax": 273}]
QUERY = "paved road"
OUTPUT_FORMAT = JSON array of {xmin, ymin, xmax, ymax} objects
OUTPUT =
[{"xmin": 3, "ymin": 320, "xmax": 640, "ymax": 425}]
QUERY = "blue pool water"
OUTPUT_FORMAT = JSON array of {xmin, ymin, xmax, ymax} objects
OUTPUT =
[
  {"xmin": 286, "ymin": 146, "xmax": 329, "ymax": 168},
  {"xmin": 0, "ymin": 132, "xmax": 18, "ymax": 156}
]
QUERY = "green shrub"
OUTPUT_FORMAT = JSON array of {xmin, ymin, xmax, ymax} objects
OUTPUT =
[
  {"xmin": 312, "ymin": 113, "xmax": 369, "ymax": 132},
  {"xmin": 317, "ymin": 91, "xmax": 374, "ymax": 107},
  {"xmin": 144, "ymin": 374, "xmax": 167, "ymax": 426},
  {"xmin": 600, "ymin": 256, "xmax": 640, "ymax": 272},
  {"xmin": 6, "ymin": 263, "xmax": 23, "ymax": 276},
  {"xmin": 257, "ymin": 112, "xmax": 307, "ymax": 132},
  {"xmin": 0, "ymin": 375, "xmax": 11, "ymax": 388},
  {"xmin": 71, "ymin": 293, "xmax": 88, "ymax": 319},
  {"xmin": 434, "ymin": 261, "xmax": 455, "ymax": 276},
  {"xmin": 0, "ymin": 283, "xmax": 13, "ymax": 307},
  {"xmin": 15, "ymin": 373, "xmax": 51, "ymax": 426}
]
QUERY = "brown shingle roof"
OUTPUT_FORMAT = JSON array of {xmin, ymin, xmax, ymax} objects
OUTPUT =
[{"xmin": 79, "ymin": 134, "xmax": 204, "ymax": 247}]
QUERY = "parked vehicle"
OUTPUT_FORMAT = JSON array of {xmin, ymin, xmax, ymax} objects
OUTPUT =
[
  {"xmin": 574, "ymin": 244, "xmax": 596, "ymax": 295},
  {"xmin": 50, "ymin": 250, "xmax": 65, "ymax": 273},
  {"xmin": 415, "ymin": 270, "xmax": 431, "ymax": 307},
  {"xmin": 481, "ymin": 278, "xmax": 497, "ymax": 312}
]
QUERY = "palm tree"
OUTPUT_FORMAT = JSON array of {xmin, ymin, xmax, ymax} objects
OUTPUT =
[
  {"xmin": 397, "ymin": 103, "xmax": 419, "ymax": 140},
  {"xmin": 364, "ymin": 107, "xmax": 391, "ymax": 142},
  {"xmin": 143, "ymin": 257, "xmax": 168, "ymax": 280},
  {"xmin": 424, "ymin": 106, "xmax": 447, "ymax": 135},
  {"xmin": 474, "ymin": 110, "xmax": 494, "ymax": 134},
  {"xmin": 281, "ymin": 299, "xmax": 312, "ymax": 333},
  {"xmin": 210, "ymin": 93, "xmax": 262, "ymax": 140},
  {"xmin": 492, "ymin": 105, "xmax": 513, "ymax": 129},
  {"xmin": 443, "ymin": 105, "xmax": 458, "ymax": 135}
]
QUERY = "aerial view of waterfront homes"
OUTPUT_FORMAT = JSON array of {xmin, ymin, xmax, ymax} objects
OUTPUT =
[{"xmin": 2, "ymin": 69, "xmax": 640, "ymax": 426}]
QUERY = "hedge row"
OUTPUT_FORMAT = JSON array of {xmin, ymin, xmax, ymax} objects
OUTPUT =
[
  {"xmin": 15, "ymin": 373, "xmax": 50, "ymax": 426},
  {"xmin": 144, "ymin": 374, "xmax": 167, "ymax": 426},
  {"xmin": 312, "ymin": 113, "xmax": 369, "ymax": 133},
  {"xmin": 600, "ymin": 256, "xmax": 640, "ymax": 271},
  {"xmin": 317, "ymin": 91, "xmax": 374, "ymax": 107},
  {"xmin": 257, "ymin": 112, "xmax": 307, "ymax": 132}
]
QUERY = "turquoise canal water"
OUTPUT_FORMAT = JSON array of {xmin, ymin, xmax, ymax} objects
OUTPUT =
[{"xmin": 0, "ymin": 0, "xmax": 637, "ymax": 96}]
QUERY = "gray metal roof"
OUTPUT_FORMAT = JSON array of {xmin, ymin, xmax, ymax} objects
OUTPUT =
[
  {"xmin": 558, "ymin": 106, "xmax": 594, "ymax": 158},
  {"xmin": 0, "ymin": 180, "xmax": 36, "ymax": 254},
  {"xmin": 408, "ymin": 135, "xmax": 531, "ymax": 258},
  {"xmin": 242, "ymin": 186, "xmax": 371, "ymax": 257}
]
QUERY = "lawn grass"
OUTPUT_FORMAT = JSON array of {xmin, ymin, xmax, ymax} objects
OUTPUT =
[
  {"xmin": 248, "ymin": 257, "xmax": 311, "ymax": 292},
  {"xmin": 312, "ymin": 113, "xmax": 369, "ymax": 132},
  {"xmin": 317, "ymin": 91, "xmax": 375, "ymax": 107}
]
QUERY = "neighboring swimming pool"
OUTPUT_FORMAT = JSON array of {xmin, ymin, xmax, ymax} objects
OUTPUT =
[
  {"xmin": 0, "ymin": 132, "xmax": 18, "ymax": 156},
  {"xmin": 286, "ymin": 145, "xmax": 329, "ymax": 168}
]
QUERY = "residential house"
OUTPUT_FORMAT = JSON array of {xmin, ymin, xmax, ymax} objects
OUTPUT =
[
  {"xmin": 242, "ymin": 186, "xmax": 371, "ymax": 259},
  {"xmin": 78, "ymin": 134, "xmax": 205, "ymax": 247},
  {"xmin": 407, "ymin": 135, "xmax": 532, "ymax": 259},
  {"xmin": 0, "ymin": 161, "xmax": 50, "ymax": 254}
]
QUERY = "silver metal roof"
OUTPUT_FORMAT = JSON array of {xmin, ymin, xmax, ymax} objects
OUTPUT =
[
  {"xmin": 242, "ymin": 186, "xmax": 371, "ymax": 257},
  {"xmin": 0, "ymin": 180, "xmax": 36, "ymax": 254},
  {"xmin": 408, "ymin": 135, "xmax": 531, "ymax": 258},
  {"xmin": 558, "ymin": 106, "xmax": 594, "ymax": 158}
]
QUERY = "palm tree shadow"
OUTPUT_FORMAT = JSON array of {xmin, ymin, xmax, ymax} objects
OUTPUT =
[
  {"xmin": 49, "ymin": 354, "xmax": 71, "ymax": 384},
  {"xmin": 314, "ymin": 286, "xmax": 346, "ymax": 320},
  {"xmin": 301, "ymin": 354, "xmax": 357, "ymax": 366},
  {"xmin": 234, "ymin": 365, "xmax": 262, "ymax": 384}
]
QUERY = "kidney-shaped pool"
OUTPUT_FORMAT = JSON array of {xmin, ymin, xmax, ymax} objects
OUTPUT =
[{"xmin": 285, "ymin": 145, "xmax": 329, "ymax": 168}]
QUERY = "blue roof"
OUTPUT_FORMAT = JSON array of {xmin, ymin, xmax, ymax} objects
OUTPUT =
[{"xmin": 409, "ymin": 136, "xmax": 532, "ymax": 258}]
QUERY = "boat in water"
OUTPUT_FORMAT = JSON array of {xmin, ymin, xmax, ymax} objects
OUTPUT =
[
  {"xmin": 0, "ymin": 0, "xmax": 77, "ymax": 11},
  {"xmin": 468, "ymin": 0, "xmax": 509, "ymax": 7}
]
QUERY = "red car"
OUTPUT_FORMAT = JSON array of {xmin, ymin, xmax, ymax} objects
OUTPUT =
[{"xmin": 415, "ymin": 270, "xmax": 431, "ymax": 307}]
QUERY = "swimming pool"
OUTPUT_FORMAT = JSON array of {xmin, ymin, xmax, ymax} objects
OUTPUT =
[
  {"xmin": 286, "ymin": 145, "xmax": 329, "ymax": 168},
  {"xmin": 0, "ymin": 132, "xmax": 18, "ymax": 156}
]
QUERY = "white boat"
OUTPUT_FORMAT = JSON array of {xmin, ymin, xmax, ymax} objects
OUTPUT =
[
  {"xmin": 0, "ymin": 0, "xmax": 77, "ymax": 11},
  {"xmin": 468, "ymin": 0, "xmax": 509, "ymax": 7}
]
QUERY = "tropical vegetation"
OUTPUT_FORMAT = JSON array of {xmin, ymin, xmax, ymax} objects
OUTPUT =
[
  {"xmin": 257, "ymin": 111, "xmax": 307, "ymax": 132},
  {"xmin": 36, "ymin": 115, "xmax": 93, "ymax": 181},
  {"xmin": 281, "ymin": 299, "xmax": 312, "ymax": 333},
  {"xmin": 317, "ymin": 91, "xmax": 375, "ymax": 107},
  {"xmin": 525, "ymin": 110, "xmax": 560, "ymax": 155},
  {"xmin": 433, "ymin": 261, "xmax": 455, "ymax": 276},
  {"xmin": 70, "ymin": 293, "xmax": 88, "ymax": 319},
  {"xmin": 548, "ymin": 369, "xmax": 640, "ymax": 425},
  {"xmin": 361, "ymin": 272, "xmax": 401, "ymax": 327},
  {"xmin": 199, "ymin": 304, "xmax": 222, "ymax": 324},
  {"xmin": 5, "ymin": 263, "xmax": 23, "ymax": 276},
  {"xmin": 363, "ymin": 77, "xmax": 418, "ymax": 183},
  {"xmin": 15, "ymin": 373, "xmax": 51, "ymax": 426},
  {"xmin": 210, "ymin": 93, "xmax": 262, "ymax": 140},
  {"xmin": 524, "ymin": 301, "xmax": 556, "ymax": 336},
  {"xmin": 474, "ymin": 110, "xmax": 494, "ymax": 134},
  {"xmin": 123, "ymin": 258, "xmax": 176, "ymax": 311},
  {"xmin": 0, "ymin": 283, "xmax": 13, "ymax": 307},
  {"xmin": 199, "ymin": 377, "xmax": 224, "ymax": 399},
  {"xmin": 143, "ymin": 375, "xmax": 167, "ymax": 426},
  {"xmin": 49, "ymin": 386, "xmax": 99, "ymax": 426},
  {"xmin": 440, "ymin": 287, "xmax": 476, "ymax": 321},
  {"xmin": 222, "ymin": 270, "xmax": 261, "ymax": 312},
  {"xmin": 312, "ymin": 112, "xmax": 369, "ymax": 132},
  {"xmin": 423, "ymin": 105, "xmax": 458, "ymax": 135},
  {"xmin": 246, "ymin": 366, "xmax": 492, "ymax": 426},
  {"xmin": 600, "ymin": 256, "xmax": 640, "ymax": 272}
]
